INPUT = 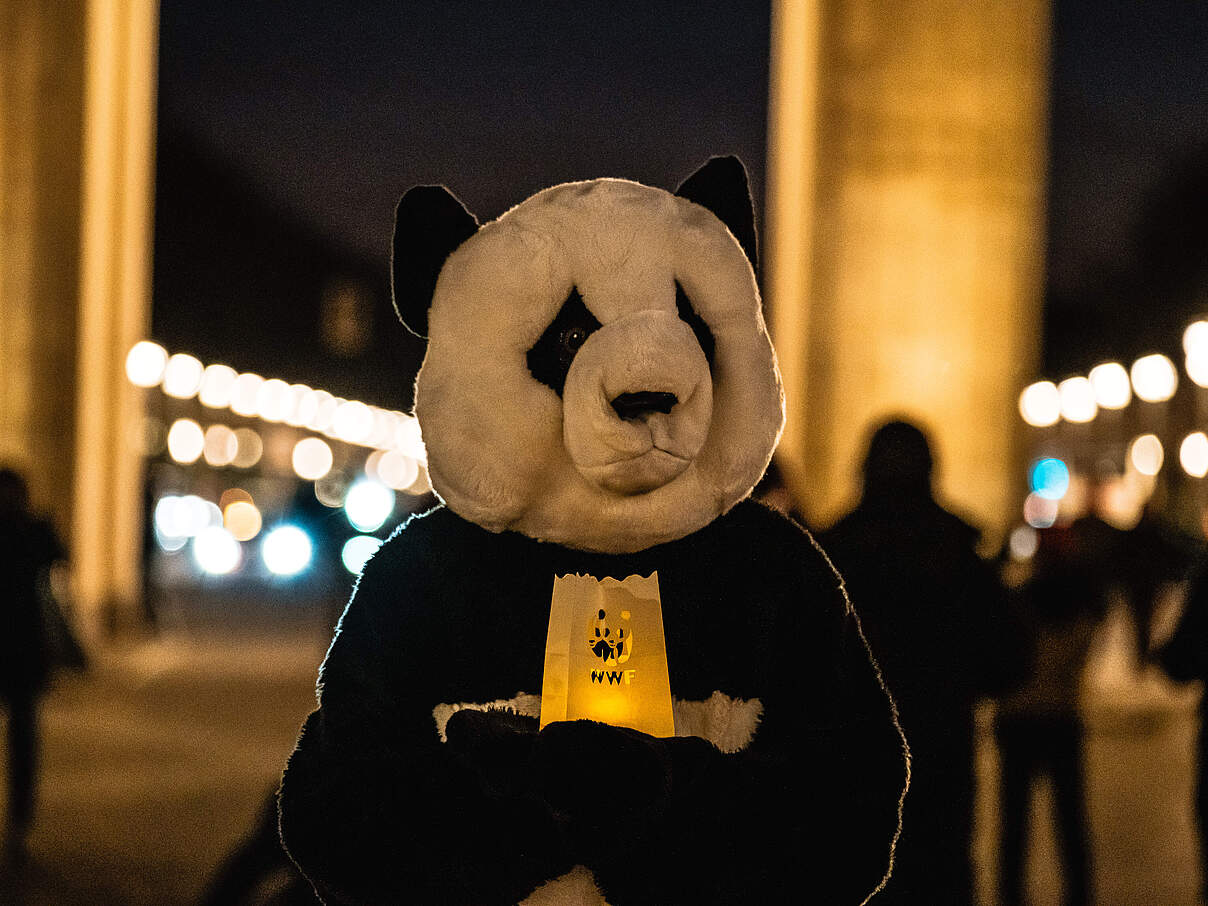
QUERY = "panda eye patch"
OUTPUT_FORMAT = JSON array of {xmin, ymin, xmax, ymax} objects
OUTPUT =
[
  {"xmin": 675, "ymin": 281, "xmax": 716, "ymax": 369},
  {"xmin": 526, "ymin": 287, "xmax": 602, "ymax": 395}
]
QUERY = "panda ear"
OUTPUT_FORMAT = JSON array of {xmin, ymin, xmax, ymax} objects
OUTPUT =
[
  {"xmin": 391, "ymin": 185, "xmax": 479, "ymax": 339},
  {"xmin": 674, "ymin": 155, "xmax": 757, "ymax": 270}
]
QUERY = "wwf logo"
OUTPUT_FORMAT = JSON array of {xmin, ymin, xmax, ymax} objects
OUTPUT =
[{"xmin": 588, "ymin": 607, "xmax": 632, "ymax": 665}]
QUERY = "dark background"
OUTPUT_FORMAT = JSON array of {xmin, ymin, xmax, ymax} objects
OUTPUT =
[{"xmin": 153, "ymin": 0, "xmax": 1208, "ymax": 397}]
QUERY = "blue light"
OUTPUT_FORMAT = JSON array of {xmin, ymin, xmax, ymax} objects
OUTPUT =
[
  {"xmin": 341, "ymin": 535, "xmax": 383, "ymax": 575},
  {"xmin": 1029, "ymin": 457, "xmax": 1070, "ymax": 501}
]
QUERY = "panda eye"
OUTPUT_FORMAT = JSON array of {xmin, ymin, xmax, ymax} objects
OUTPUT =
[
  {"xmin": 525, "ymin": 287, "xmax": 603, "ymax": 396},
  {"xmin": 559, "ymin": 326, "xmax": 589, "ymax": 362}
]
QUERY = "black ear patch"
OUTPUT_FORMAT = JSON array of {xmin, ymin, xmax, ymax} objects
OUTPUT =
[
  {"xmin": 526, "ymin": 288, "xmax": 603, "ymax": 395},
  {"xmin": 675, "ymin": 281, "xmax": 716, "ymax": 369},
  {"xmin": 391, "ymin": 185, "xmax": 479, "ymax": 339},
  {"xmin": 675, "ymin": 156, "xmax": 757, "ymax": 270}
]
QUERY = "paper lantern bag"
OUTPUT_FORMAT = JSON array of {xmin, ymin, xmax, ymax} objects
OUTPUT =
[{"xmin": 539, "ymin": 572, "xmax": 675, "ymax": 738}]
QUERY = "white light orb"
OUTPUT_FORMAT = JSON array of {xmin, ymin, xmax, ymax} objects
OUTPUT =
[
  {"xmin": 1184, "ymin": 321, "xmax": 1208, "ymax": 357},
  {"xmin": 333, "ymin": 400, "xmax": 375, "ymax": 444},
  {"xmin": 154, "ymin": 495, "xmax": 183, "ymax": 538},
  {"xmin": 262, "ymin": 525, "xmax": 313, "ymax": 576},
  {"xmin": 198, "ymin": 364, "xmax": 239, "ymax": 408},
  {"xmin": 377, "ymin": 450, "xmax": 420, "ymax": 491},
  {"xmin": 1087, "ymin": 362, "xmax": 1131, "ymax": 410},
  {"xmin": 292, "ymin": 437, "xmax": 334, "ymax": 480},
  {"xmin": 163, "ymin": 353, "xmax": 205, "ymax": 399},
  {"xmin": 1181, "ymin": 432, "xmax": 1208, "ymax": 478},
  {"xmin": 231, "ymin": 428, "xmax": 263, "ymax": 468},
  {"xmin": 1018, "ymin": 381, "xmax": 1060, "ymax": 427},
  {"xmin": 223, "ymin": 500, "xmax": 263, "ymax": 542},
  {"xmin": 309, "ymin": 391, "xmax": 338, "ymax": 432},
  {"xmin": 167, "ymin": 419, "xmax": 205, "ymax": 464},
  {"xmin": 1187, "ymin": 354, "xmax": 1208, "ymax": 389},
  {"xmin": 285, "ymin": 385, "xmax": 315, "ymax": 427},
  {"xmin": 341, "ymin": 535, "xmax": 383, "ymax": 575},
  {"xmin": 394, "ymin": 416, "xmax": 426, "ymax": 458},
  {"xmin": 1008, "ymin": 525, "xmax": 1039, "ymax": 561},
  {"xmin": 192, "ymin": 526, "xmax": 242, "ymax": 575},
  {"xmin": 1058, "ymin": 377, "xmax": 1098, "ymax": 423},
  {"xmin": 1128, "ymin": 434, "xmax": 1164, "ymax": 477},
  {"xmin": 203, "ymin": 424, "xmax": 239, "ymax": 467},
  {"xmin": 230, "ymin": 373, "xmax": 265, "ymax": 416},
  {"xmin": 344, "ymin": 480, "xmax": 395, "ymax": 532},
  {"xmin": 257, "ymin": 378, "xmax": 293, "ymax": 422},
  {"xmin": 1023, "ymin": 492, "xmax": 1059, "ymax": 529},
  {"xmin": 125, "ymin": 341, "xmax": 168, "ymax": 388},
  {"xmin": 1131, "ymin": 354, "xmax": 1178, "ymax": 403}
]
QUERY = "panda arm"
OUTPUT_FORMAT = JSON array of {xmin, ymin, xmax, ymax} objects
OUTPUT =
[
  {"xmin": 594, "ymin": 525, "xmax": 907, "ymax": 906},
  {"xmin": 278, "ymin": 513, "xmax": 572, "ymax": 906}
]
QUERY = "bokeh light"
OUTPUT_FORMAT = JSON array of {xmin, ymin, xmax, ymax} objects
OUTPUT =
[
  {"xmin": 1180, "ymin": 432, "xmax": 1208, "ymax": 478},
  {"xmin": 167, "ymin": 419, "xmax": 205, "ymax": 464},
  {"xmin": 292, "ymin": 437, "xmax": 334, "ymax": 481},
  {"xmin": 193, "ymin": 526, "xmax": 242, "ymax": 575},
  {"xmin": 1087, "ymin": 362, "xmax": 1131, "ymax": 409},
  {"xmin": 223, "ymin": 500, "xmax": 263, "ymax": 542},
  {"xmin": 257, "ymin": 378, "xmax": 293, "ymax": 422},
  {"xmin": 333, "ymin": 400, "xmax": 375, "ymax": 444},
  {"xmin": 376, "ymin": 450, "xmax": 420, "ymax": 491},
  {"xmin": 344, "ymin": 480, "xmax": 395, "ymax": 532},
  {"xmin": 1128, "ymin": 434, "xmax": 1164, "ymax": 476},
  {"xmin": 1130, "ymin": 354, "xmax": 1178, "ymax": 403},
  {"xmin": 162, "ymin": 353, "xmax": 205, "ymax": 399},
  {"xmin": 198, "ymin": 364, "xmax": 239, "ymax": 408},
  {"xmin": 1029, "ymin": 457, "xmax": 1070, "ymax": 501},
  {"xmin": 125, "ymin": 341, "xmax": 168, "ymax": 388},
  {"xmin": 1058, "ymin": 377, "xmax": 1097, "ymax": 423},
  {"xmin": 1008, "ymin": 525, "xmax": 1038, "ymax": 561},
  {"xmin": 1019, "ymin": 381, "xmax": 1060, "ymax": 427},
  {"xmin": 1183, "ymin": 321, "xmax": 1208, "ymax": 357},
  {"xmin": 230, "ymin": 373, "xmax": 265, "ymax": 417},
  {"xmin": 231, "ymin": 428, "xmax": 263, "ymax": 468},
  {"xmin": 341, "ymin": 535, "xmax": 383, "ymax": 575},
  {"xmin": 262, "ymin": 525, "xmax": 313, "ymax": 576},
  {"xmin": 203, "ymin": 424, "xmax": 239, "ymax": 467},
  {"xmin": 1023, "ymin": 492, "xmax": 1059, "ymax": 529}
]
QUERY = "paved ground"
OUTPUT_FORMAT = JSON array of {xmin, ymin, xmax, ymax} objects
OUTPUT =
[{"xmin": 0, "ymin": 605, "xmax": 1201, "ymax": 905}]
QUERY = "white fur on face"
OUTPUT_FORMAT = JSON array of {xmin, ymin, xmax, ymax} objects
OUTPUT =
[{"xmin": 415, "ymin": 178, "xmax": 784, "ymax": 553}]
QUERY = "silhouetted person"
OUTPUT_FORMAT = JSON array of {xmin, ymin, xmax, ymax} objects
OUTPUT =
[
  {"xmin": 1156, "ymin": 564, "xmax": 1208, "ymax": 902},
  {"xmin": 0, "ymin": 468, "xmax": 66, "ymax": 864},
  {"xmin": 819, "ymin": 420, "xmax": 1020, "ymax": 905},
  {"xmin": 1121, "ymin": 501, "xmax": 1194, "ymax": 659},
  {"xmin": 996, "ymin": 526, "xmax": 1103, "ymax": 906}
]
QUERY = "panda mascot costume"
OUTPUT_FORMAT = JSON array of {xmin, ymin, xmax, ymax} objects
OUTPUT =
[{"xmin": 279, "ymin": 157, "xmax": 908, "ymax": 905}]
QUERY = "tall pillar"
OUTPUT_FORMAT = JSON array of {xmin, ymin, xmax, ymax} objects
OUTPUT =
[
  {"xmin": 73, "ymin": 0, "xmax": 159, "ymax": 632},
  {"xmin": 766, "ymin": 0, "xmax": 1049, "ymax": 540},
  {"xmin": 0, "ymin": 2, "xmax": 86, "ymax": 533},
  {"xmin": 0, "ymin": 0, "xmax": 157, "ymax": 636}
]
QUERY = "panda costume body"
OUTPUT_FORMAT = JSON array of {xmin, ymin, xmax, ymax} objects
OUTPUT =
[{"xmin": 278, "ymin": 158, "xmax": 908, "ymax": 906}]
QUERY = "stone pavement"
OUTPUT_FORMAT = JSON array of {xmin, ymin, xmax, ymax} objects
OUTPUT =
[{"xmin": 0, "ymin": 611, "xmax": 1201, "ymax": 905}]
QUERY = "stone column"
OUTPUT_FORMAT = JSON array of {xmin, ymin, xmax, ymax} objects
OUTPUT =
[{"xmin": 766, "ymin": 0, "xmax": 1049, "ymax": 539}]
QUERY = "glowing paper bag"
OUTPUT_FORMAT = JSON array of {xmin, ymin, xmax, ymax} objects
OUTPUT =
[{"xmin": 539, "ymin": 572, "xmax": 674, "ymax": 738}]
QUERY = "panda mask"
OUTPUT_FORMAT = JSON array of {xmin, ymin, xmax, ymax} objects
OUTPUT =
[{"xmin": 393, "ymin": 156, "xmax": 784, "ymax": 554}]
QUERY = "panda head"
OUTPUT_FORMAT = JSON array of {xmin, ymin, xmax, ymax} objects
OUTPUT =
[{"xmin": 393, "ymin": 156, "xmax": 784, "ymax": 554}]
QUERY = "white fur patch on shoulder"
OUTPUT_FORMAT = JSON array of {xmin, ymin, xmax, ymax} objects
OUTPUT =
[
  {"xmin": 520, "ymin": 865, "xmax": 610, "ymax": 906},
  {"xmin": 672, "ymin": 690, "xmax": 763, "ymax": 753},
  {"xmin": 433, "ymin": 690, "xmax": 761, "ymax": 753},
  {"xmin": 431, "ymin": 692, "xmax": 542, "ymax": 743}
]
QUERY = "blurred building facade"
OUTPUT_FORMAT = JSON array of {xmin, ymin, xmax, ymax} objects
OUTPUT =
[{"xmin": 767, "ymin": 0, "xmax": 1050, "ymax": 537}]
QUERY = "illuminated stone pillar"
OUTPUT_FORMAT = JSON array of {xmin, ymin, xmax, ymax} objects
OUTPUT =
[
  {"xmin": 73, "ymin": 0, "xmax": 159, "ymax": 632},
  {"xmin": 767, "ymin": 0, "xmax": 1048, "ymax": 539},
  {"xmin": 0, "ymin": 0, "xmax": 157, "ymax": 635}
]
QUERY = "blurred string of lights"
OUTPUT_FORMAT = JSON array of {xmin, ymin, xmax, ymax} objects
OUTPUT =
[
  {"xmin": 1013, "ymin": 319, "xmax": 1208, "ymax": 546},
  {"xmin": 128, "ymin": 340, "xmax": 429, "ymax": 578}
]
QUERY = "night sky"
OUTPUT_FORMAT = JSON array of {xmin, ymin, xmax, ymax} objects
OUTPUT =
[{"xmin": 157, "ymin": 0, "xmax": 1208, "ymax": 376}]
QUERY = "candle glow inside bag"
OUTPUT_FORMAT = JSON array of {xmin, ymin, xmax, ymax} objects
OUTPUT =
[{"xmin": 539, "ymin": 572, "xmax": 674, "ymax": 738}]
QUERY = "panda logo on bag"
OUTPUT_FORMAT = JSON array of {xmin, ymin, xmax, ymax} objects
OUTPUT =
[{"xmin": 588, "ymin": 606, "xmax": 633, "ymax": 666}]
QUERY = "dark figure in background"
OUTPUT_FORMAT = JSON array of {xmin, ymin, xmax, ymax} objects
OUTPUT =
[
  {"xmin": 1156, "ymin": 564, "xmax": 1208, "ymax": 901},
  {"xmin": 0, "ymin": 468, "xmax": 66, "ymax": 864},
  {"xmin": 819, "ymin": 420, "xmax": 1021, "ymax": 905},
  {"xmin": 996, "ymin": 526, "xmax": 1104, "ymax": 906}
]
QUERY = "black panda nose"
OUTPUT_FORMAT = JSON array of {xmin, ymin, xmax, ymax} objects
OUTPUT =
[{"xmin": 611, "ymin": 391, "xmax": 678, "ymax": 420}]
